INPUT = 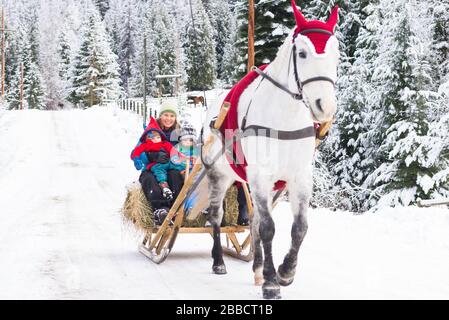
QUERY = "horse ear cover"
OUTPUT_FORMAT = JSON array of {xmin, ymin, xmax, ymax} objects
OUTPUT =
[
  {"xmin": 291, "ymin": 1, "xmax": 339, "ymax": 33},
  {"xmin": 291, "ymin": 0, "xmax": 307, "ymax": 29},
  {"xmin": 326, "ymin": 6, "xmax": 339, "ymax": 32}
]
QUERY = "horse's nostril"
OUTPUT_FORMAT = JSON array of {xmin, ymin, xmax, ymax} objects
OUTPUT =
[{"xmin": 315, "ymin": 99, "xmax": 323, "ymax": 113}]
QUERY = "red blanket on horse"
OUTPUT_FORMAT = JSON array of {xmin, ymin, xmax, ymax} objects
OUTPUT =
[{"xmin": 219, "ymin": 65, "xmax": 286, "ymax": 191}]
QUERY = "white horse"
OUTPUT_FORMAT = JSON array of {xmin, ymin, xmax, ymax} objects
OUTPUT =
[{"xmin": 201, "ymin": 1, "xmax": 340, "ymax": 299}]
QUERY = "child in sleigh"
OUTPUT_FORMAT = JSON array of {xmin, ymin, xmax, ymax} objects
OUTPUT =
[{"xmin": 131, "ymin": 121, "xmax": 198, "ymax": 201}]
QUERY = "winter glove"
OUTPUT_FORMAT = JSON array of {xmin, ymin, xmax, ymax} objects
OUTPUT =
[
  {"xmin": 140, "ymin": 152, "xmax": 149, "ymax": 167},
  {"xmin": 133, "ymin": 157, "xmax": 143, "ymax": 170},
  {"xmin": 147, "ymin": 151, "xmax": 169, "ymax": 164}
]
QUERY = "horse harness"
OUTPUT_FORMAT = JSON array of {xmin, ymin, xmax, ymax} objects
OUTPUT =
[
  {"xmin": 200, "ymin": 29, "xmax": 336, "ymax": 170},
  {"xmin": 241, "ymin": 28, "xmax": 336, "ymax": 142}
]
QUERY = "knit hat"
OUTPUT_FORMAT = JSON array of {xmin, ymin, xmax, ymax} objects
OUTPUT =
[
  {"xmin": 159, "ymin": 99, "xmax": 179, "ymax": 118},
  {"xmin": 179, "ymin": 122, "xmax": 197, "ymax": 142}
]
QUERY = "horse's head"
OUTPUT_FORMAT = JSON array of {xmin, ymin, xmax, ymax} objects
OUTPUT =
[{"xmin": 289, "ymin": 0, "xmax": 340, "ymax": 123}]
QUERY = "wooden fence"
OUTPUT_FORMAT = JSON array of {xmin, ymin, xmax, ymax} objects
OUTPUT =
[{"xmin": 116, "ymin": 99, "xmax": 158, "ymax": 123}]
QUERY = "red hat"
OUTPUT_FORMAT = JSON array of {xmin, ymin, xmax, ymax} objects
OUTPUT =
[{"xmin": 291, "ymin": 0, "xmax": 339, "ymax": 54}]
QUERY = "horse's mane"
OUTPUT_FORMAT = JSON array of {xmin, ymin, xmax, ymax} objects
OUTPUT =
[{"xmin": 270, "ymin": 29, "xmax": 296, "ymax": 71}]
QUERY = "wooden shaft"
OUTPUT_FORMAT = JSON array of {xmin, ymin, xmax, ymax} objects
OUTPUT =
[
  {"xmin": 241, "ymin": 234, "xmax": 251, "ymax": 251},
  {"xmin": 315, "ymin": 119, "xmax": 334, "ymax": 147},
  {"xmin": 228, "ymin": 233, "xmax": 242, "ymax": 254},
  {"xmin": 184, "ymin": 157, "xmax": 190, "ymax": 183},
  {"xmin": 214, "ymin": 101, "xmax": 230, "ymax": 130},
  {"xmin": 242, "ymin": 183, "xmax": 253, "ymax": 218},
  {"xmin": 247, "ymin": 0, "xmax": 255, "ymax": 73}
]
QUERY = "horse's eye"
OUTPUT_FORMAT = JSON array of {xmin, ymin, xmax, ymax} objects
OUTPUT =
[{"xmin": 298, "ymin": 50, "xmax": 307, "ymax": 59}]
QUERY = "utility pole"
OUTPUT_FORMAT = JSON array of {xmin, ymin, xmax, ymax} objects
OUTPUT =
[
  {"xmin": 19, "ymin": 62, "xmax": 23, "ymax": 110},
  {"xmin": 1, "ymin": 6, "xmax": 14, "ymax": 99},
  {"xmin": 143, "ymin": 34, "xmax": 147, "ymax": 127},
  {"xmin": 247, "ymin": 0, "xmax": 255, "ymax": 73}
]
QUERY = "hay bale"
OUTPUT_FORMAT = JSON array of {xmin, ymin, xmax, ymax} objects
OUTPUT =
[
  {"xmin": 182, "ymin": 212, "xmax": 208, "ymax": 227},
  {"xmin": 223, "ymin": 185, "xmax": 239, "ymax": 226},
  {"xmin": 121, "ymin": 181, "xmax": 154, "ymax": 232},
  {"xmin": 121, "ymin": 182, "xmax": 240, "ymax": 231}
]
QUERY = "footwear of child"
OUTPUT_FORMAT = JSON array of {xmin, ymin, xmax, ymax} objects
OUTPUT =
[
  {"xmin": 154, "ymin": 208, "xmax": 169, "ymax": 225},
  {"xmin": 162, "ymin": 187, "xmax": 173, "ymax": 200},
  {"xmin": 159, "ymin": 182, "xmax": 173, "ymax": 200}
]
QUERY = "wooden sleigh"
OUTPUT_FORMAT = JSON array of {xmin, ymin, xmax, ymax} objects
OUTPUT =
[
  {"xmin": 138, "ymin": 103, "xmax": 255, "ymax": 264},
  {"xmin": 137, "ymin": 101, "xmax": 329, "ymax": 264}
]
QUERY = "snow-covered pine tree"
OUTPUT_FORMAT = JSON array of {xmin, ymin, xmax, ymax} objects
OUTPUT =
[
  {"xmin": 117, "ymin": 0, "xmax": 138, "ymax": 97},
  {"xmin": 6, "ymin": 65, "xmax": 21, "ymax": 110},
  {"xmin": 129, "ymin": 0, "xmax": 186, "ymax": 98},
  {"xmin": 129, "ymin": 33, "xmax": 158, "ymax": 98},
  {"xmin": 69, "ymin": 10, "xmax": 121, "ymax": 107},
  {"xmin": 38, "ymin": 0, "xmax": 68, "ymax": 109},
  {"xmin": 95, "ymin": 0, "xmax": 110, "ymax": 20},
  {"xmin": 104, "ymin": 0, "xmax": 123, "ymax": 55},
  {"xmin": 364, "ymin": 0, "xmax": 439, "ymax": 208},
  {"xmin": 129, "ymin": 1, "xmax": 158, "ymax": 98},
  {"xmin": 429, "ymin": 0, "xmax": 449, "ymax": 124},
  {"xmin": 424, "ymin": 111, "xmax": 449, "ymax": 199},
  {"xmin": 7, "ymin": 4, "xmax": 46, "ymax": 110},
  {"xmin": 227, "ymin": 0, "xmax": 239, "ymax": 11},
  {"xmin": 221, "ymin": 22, "xmax": 239, "ymax": 85},
  {"xmin": 183, "ymin": 0, "xmax": 216, "ymax": 91},
  {"xmin": 4, "ymin": 18, "xmax": 18, "ymax": 96},
  {"xmin": 7, "ymin": 43, "xmax": 46, "ymax": 110},
  {"xmin": 327, "ymin": 0, "xmax": 381, "ymax": 212},
  {"xmin": 235, "ymin": 0, "xmax": 295, "ymax": 79},
  {"xmin": 203, "ymin": 0, "xmax": 236, "ymax": 81},
  {"xmin": 151, "ymin": 0, "xmax": 181, "ymax": 96},
  {"xmin": 426, "ymin": 0, "xmax": 449, "ymax": 198},
  {"xmin": 430, "ymin": 0, "xmax": 449, "ymax": 89},
  {"xmin": 58, "ymin": 29, "xmax": 71, "ymax": 83}
]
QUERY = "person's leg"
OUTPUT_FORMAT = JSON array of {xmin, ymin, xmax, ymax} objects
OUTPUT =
[
  {"xmin": 151, "ymin": 163, "xmax": 169, "ymax": 184},
  {"xmin": 152, "ymin": 163, "xmax": 174, "ymax": 200},
  {"xmin": 169, "ymin": 161, "xmax": 186, "ymax": 173},
  {"xmin": 167, "ymin": 169, "xmax": 184, "ymax": 200},
  {"xmin": 139, "ymin": 170, "xmax": 168, "ymax": 210},
  {"xmin": 237, "ymin": 186, "xmax": 249, "ymax": 225}
]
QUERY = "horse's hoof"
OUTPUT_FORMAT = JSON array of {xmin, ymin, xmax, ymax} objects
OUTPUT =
[
  {"xmin": 277, "ymin": 272, "xmax": 294, "ymax": 287},
  {"xmin": 212, "ymin": 264, "xmax": 227, "ymax": 275},
  {"xmin": 262, "ymin": 281, "xmax": 281, "ymax": 300},
  {"xmin": 262, "ymin": 287, "xmax": 281, "ymax": 300}
]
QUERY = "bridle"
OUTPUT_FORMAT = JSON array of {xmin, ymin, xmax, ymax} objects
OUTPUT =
[{"xmin": 252, "ymin": 28, "xmax": 336, "ymax": 107}]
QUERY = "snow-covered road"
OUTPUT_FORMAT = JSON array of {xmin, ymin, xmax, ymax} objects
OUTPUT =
[{"xmin": 0, "ymin": 108, "xmax": 448, "ymax": 300}]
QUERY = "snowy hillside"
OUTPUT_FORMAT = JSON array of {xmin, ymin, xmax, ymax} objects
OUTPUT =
[{"xmin": 0, "ymin": 107, "xmax": 448, "ymax": 300}]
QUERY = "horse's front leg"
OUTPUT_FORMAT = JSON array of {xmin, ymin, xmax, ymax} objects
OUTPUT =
[
  {"xmin": 251, "ymin": 179, "xmax": 280, "ymax": 299},
  {"xmin": 277, "ymin": 178, "xmax": 311, "ymax": 286},
  {"xmin": 206, "ymin": 168, "xmax": 232, "ymax": 274}
]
